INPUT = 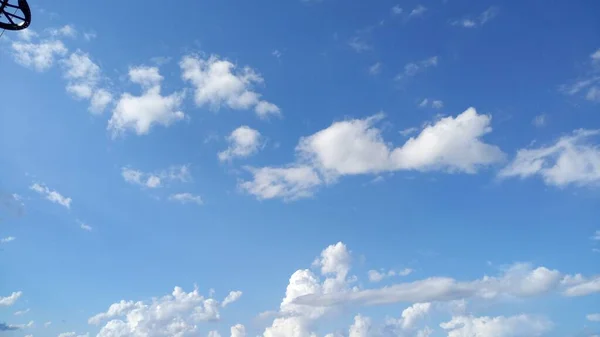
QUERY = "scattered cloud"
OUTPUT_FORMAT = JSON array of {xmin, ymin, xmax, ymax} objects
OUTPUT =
[
  {"xmin": 83, "ymin": 31, "xmax": 97, "ymax": 41},
  {"xmin": 44, "ymin": 321, "xmax": 52, "ymax": 327},
  {"xmin": 391, "ymin": 5, "xmax": 403, "ymax": 15},
  {"xmin": 348, "ymin": 36, "xmax": 372, "ymax": 53},
  {"xmin": 0, "ymin": 291, "xmax": 22, "ymax": 306},
  {"xmin": 48, "ymin": 25, "xmax": 77, "ymax": 38},
  {"xmin": 368, "ymin": 268, "xmax": 413, "ymax": 282},
  {"xmin": 272, "ymin": 50, "xmax": 282, "ymax": 59},
  {"xmin": 368, "ymin": 62, "xmax": 382, "ymax": 75},
  {"xmin": 1, "ymin": 236, "xmax": 16, "ymax": 244},
  {"xmin": 587, "ymin": 314, "xmax": 600, "ymax": 322},
  {"xmin": 121, "ymin": 165, "xmax": 191, "ymax": 189},
  {"xmin": 30, "ymin": 183, "xmax": 72, "ymax": 209},
  {"xmin": 11, "ymin": 39, "xmax": 68, "ymax": 71},
  {"xmin": 108, "ymin": 66, "xmax": 185, "ymax": 136},
  {"xmin": 230, "ymin": 324, "xmax": 246, "ymax": 337},
  {"xmin": 221, "ymin": 291, "xmax": 243, "ymax": 307},
  {"xmin": 499, "ymin": 129, "xmax": 600, "ymax": 187},
  {"xmin": 396, "ymin": 56, "xmax": 438, "ymax": 80},
  {"xmin": 240, "ymin": 165, "xmax": 322, "ymax": 200},
  {"xmin": 90, "ymin": 286, "xmax": 238, "ymax": 336},
  {"xmin": 79, "ymin": 222, "xmax": 93, "ymax": 231},
  {"xmin": 419, "ymin": 99, "xmax": 444, "ymax": 109},
  {"xmin": 592, "ymin": 230, "xmax": 600, "ymax": 241},
  {"xmin": 532, "ymin": 114, "xmax": 547, "ymax": 128},
  {"xmin": 440, "ymin": 314, "xmax": 552, "ymax": 337},
  {"xmin": 61, "ymin": 50, "xmax": 112, "ymax": 113},
  {"xmin": 452, "ymin": 7, "xmax": 499, "ymax": 28},
  {"xmin": 409, "ymin": 5, "xmax": 427, "ymax": 18},
  {"xmin": 218, "ymin": 126, "xmax": 263, "ymax": 161},
  {"xmin": 180, "ymin": 54, "xmax": 280, "ymax": 119},
  {"xmin": 560, "ymin": 49, "xmax": 600, "ymax": 102},
  {"xmin": 168, "ymin": 193, "xmax": 203, "ymax": 206},
  {"xmin": 14, "ymin": 308, "xmax": 30, "ymax": 316},
  {"xmin": 399, "ymin": 127, "xmax": 418, "ymax": 137}
]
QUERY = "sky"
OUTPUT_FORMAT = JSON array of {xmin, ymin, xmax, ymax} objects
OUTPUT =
[{"xmin": 1, "ymin": 0, "xmax": 600, "ymax": 336}]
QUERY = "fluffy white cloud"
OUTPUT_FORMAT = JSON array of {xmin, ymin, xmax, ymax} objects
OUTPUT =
[
  {"xmin": 11, "ymin": 40, "xmax": 67, "ymax": 71},
  {"xmin": 109, "ymin": 66, "xmax": 185, "ymax": 136},
  {"xmin": 29, "ymin": 183, "xmax": 72, "ymax": 209},
  {"xmin": 92, "ymin": 286, "xmax": 232, "ymax": 337},
  {"xmin": 61, "ymin": 50, "xmax": 112, "ymax": 113},
  {"xmin": 221, "ymin": 291, "xmax": 243, "ymax": 308},
  {"xmin": 0, "ymin": 291, "xmax": 22, "ymax": 306},
  {"xmin": 242, "ymin": 108, "xmax": 504, "ymax": 200},
  {"xmin": 396, "ymin": 56, "xmax": 437, "ymax": 80},
  {"xmin": 180, "ymin": 55, "xmax": 280, "ymax": 118},
  {"xmin": 240, "ymin": 165, "xmax": 322, "ymax": 200},
  {"xmin": 440, "ymin": 314, "xmax": 552, "ymax": 337},
  {"xmin": 230, "ymin": 324, "xmax": 246, "ymax": 337},
  {"xmin": 452, "ymin": 7, "xmax": 499, "ymax": 28},
  {"xmin": 121, "ymin": 165, "xmax": 191, "ymax": 189},
  {"xmin": 169, "ymin": 193, "xmax": 203, "ymax": 206},
  {"xmin": 218, "ymin": 126, "xmax": 263, "ymax": 161},
  {"xmin": 299, "ymin": 108, "xmax": 504, "ymax": 177},
  {"xmin": 499, "ymin": 129, "xmax": 600, "ymax": 187},
  {"xmin": 1, "ymin": 236, "xmax": 16, "ymax": 244},
  {"xmin": 349, "ymin": 315, "xmax": 372, "ymax": 337},
  {"xmin": 400, "ymin": 302, "xmax": 431, "ymax": 330}
]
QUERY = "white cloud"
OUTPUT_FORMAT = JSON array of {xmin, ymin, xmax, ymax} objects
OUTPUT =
[
  {"xmin": 391, "ymin": 5, "xmax": 403, "ymax": 15},
  {"xmin": 29, "ymin": 183, "xmax": 72, "ymax": 209},
  {"xmin": 440, "ymin": 314, "xmax": 552, "ymax": 337},
  {"xmin": 240, "ymin": 165, "xmax": 322, "ymax": 200},
  {"xmin": 61, "ymin": 50, "xmax": 112, "ymax": 113},
  {"xmin": 44, "ymin": 321, "xmax": 52, "ymax": 327},
  {"xmin": 121, "ymin": 165, "xmax": 191, "ymax": 189},
  {"xmin": 230, "ymin": 324, "xmax": 246, "ymax": 337},
  {"xmin": 208, "ymin": 331, "xmax": 221, "ymax": 337},
  {"xmin": 294, "ymin": 261, "xmax": 565, "ymax": 308},
  {"xmin": 109, "ymin": 66, "xmax": 185, "ymax": 136},
  {"xmin": 92, "ymin": 286, "xmax": 226, "ymax": 337},
  {"xmin": 180, "ymin": 55, "xmax": 280, "ymax": 118},
  {"xmin": 221, "ymin": 291, "xmax": 243, "ymax": 307},
  {"xmin": 368, "ymin": 268, "xmax": 413, "ymax": 282},
  {"xmin": 0, "ymin": 291, "xmax": 22, "ymax": 306},
  {"xmin": 452, "ymin": 7, "xmax": 499, "ymax": 28},
  {"xmin": 349, "ymin": 314, "xmax": 372, "ymax": 337},
  {"xmin": 592, "ymin": 230, "xmax": 600, "ymax": 241},
  {"xmin": 299, "ymin": 107, "xmax": 504, "ymax": 176},
  {"xmin": 499, "ymin": 129, "xmax": 600, "ymax": 187},
  {"xmin": 80, "ymin": 223, "xmax": 93, "ymax": 231},
  {"xmin": 57, "ymin": 332, "xmax": 88, "ymax": 337},
  {"xmin": 1, "ymin": 236, "xmax": 16, "ymax": 244},
  {"xmin": 400, "ymin": 302, "xmax": 431, "ymax": 330},
  {"xmin": 17, "ymin": 28, "xmax": 37, "ymax": 41},
  {"xmin": 532, "ymin": 114, "xmax": 546, "ymax": 128},
  {"xmin": 83, "ymin": 31, "xmax": 97, "ymax": 41},
  {"xmin": 419, "ymin": 99, "xmax": 443, "ymax": 109},
  {"xmin": 368, "ymin": 62, "xmax": 382, "ymax": 75},
  {"xmin": 396, "ymin": 56, "xmax": 438, "ymax": 80},
  {"xmin": 169, "ymin": 193, "xmax": 203, "ymax": 206},
  {"xmin": 242, "ymin": 107, "xmax": 504, "ymax": 200},
  {"xmin": 588, "ymin": 314, "xmax": 600, "ymax": 322},
  {"xmin": 218, "ymin": 126, "xmax": 263, "ymax": 161},
  {"xmin": 560, "ymin": 49, "xmax": 600, "ymax": 102},
  {"xmin": 48, "ymin": 25, "xmax": 77, "ymax": 38},
  {"xmin": 14, "ymin": 308, "xmax": 30, "ymax": 316},
  {"xmin": 563, "ymin": 275, "xmax": 600, "ymax": 296},
  {"xmin": 399, "ymin": 127, "xmax": 418, "ymax": 137},
  {"xmin": 272, "ymin": 50, "xmax": 282, "ymax": 59},
  {"xmin": 348, "ymin": 36, "xmax": 372, "ymax": 53},
  {"xmin": 11, "ymin": 40, "xmax": 67, "ymax": 71},
  {"xmin": 409, "ymin": 5, "xmax": 427, "ymax": 17}
]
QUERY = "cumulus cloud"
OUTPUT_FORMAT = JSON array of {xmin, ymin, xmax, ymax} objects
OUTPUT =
[
  {"xmin": 91, "ymin": 286, "xmax": 234, "ymax": 337},
  {"xmin": 61, "ymin": 50, "xmax": 112, "ymax": 113},
  {"xmin": 440, "ymin": 314, "xmax": 552, "ymax": 337},
  {"xmin": 29, "ymin": 183, "xmax": 72, "ymax": 208},
  {"xmin": 218, "ymin": 126, "xmax": 263, "ymax": 161},
  {"xmin": 109, "ymin": 66, "xmax": 185, "ymax": 136},
  {"xmin": 451, "ymin": 7, "xmax": 499, "ymax": 28},
  {"xmin": 0, "ymin": 292, "xmax": 23, "ymax": 306},
  {"xmin": 499, "ymin": 129, "xmax": 600, "ymax": 187},
  {"xmin": 240, "ymin": 165, "xmax": 322, "ymax": 200},
  {"xmin": 230, "ymin": 324, "xmax": 246, "ymax": 337},
  {"xmin": 121, "ymin": 165, "xmax": 191, "ymax": 189},
  {"xmin": 180, "ymin": 55, "xmax": 280, "ymax": 118},
  {"xmin": 11, "ymin": 39, "xmax": 67, "ymax": 71},
  {"xmin": 349, "ymin": 314, "xmax": 372, "ymax": 337},
  {"xmin": 168, "ymin": 193, "xmax": 203, "ymax": 206},
  {"xmin": 241, "ymin": 108, "xmax": 504, "ymax": 200},
  {"xmin": 221, "ymin": 291, "xmax": 243, "ymax": 307}
]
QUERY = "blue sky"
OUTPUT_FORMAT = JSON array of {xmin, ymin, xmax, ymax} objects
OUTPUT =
[{"xmin": 1, "ymin": 0, "xmax": 600, "ymax": 336}]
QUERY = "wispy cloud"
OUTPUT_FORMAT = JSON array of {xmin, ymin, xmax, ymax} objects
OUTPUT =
[
  {"xmin": 1, "ymin": 236, "xmax": 16, "ymax": 244},
  {"xmin": 168, "ymin": 193, "xmax": 203, "ymax": 206},
  {"xmin": 29, "ymin": 183, "xmax": 72, "ymax": 209},
  {"xmin": 368, "ymin": 62, "xmax": 382, "ymax": 75},
  {"xmin": 451, "ymin": 7, "xmax": 499, "ymax": 28},
  {"xmin": 121, "ymin": 165, "xmax": 191, "ymax": 189},
  {"xmin": 409, "ymin": 5, "xmax": 427, "ymax": 18},
  {"xmin": 396, "ymin": 56, "xmax": 438, "ymax": 80}
]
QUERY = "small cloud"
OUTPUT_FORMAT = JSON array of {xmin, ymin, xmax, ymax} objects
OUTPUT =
[
  {"xmin": 592, "ymin": 230, "xmax": 600, "ymax": 241},
  {"xmin": 532, "ymin": 114, "xmax": 547, "ymax": 128},
  {"xmin": 1, "ymin": 236, "xmax": 16, "ymax": 244},
  {"xmin": 409, "ymin": 5, "xmax": 427, "ymax": 18},
  {"xmin": 168, "ymin": 193, "xmax": 203, "ymax": 206},
  {"xmin": 14, "ymin": 308, "xmax": 30, "ymax": 316},
  {"xmin": 272, "ymin": 50, "xmax": 282, "ymax": 58},
  {"xmin": 419, "ymin": 98, "xmax": 443, "ymax": 109},
  {"xmin": 396, "ymin": 56, "xmax": 438, "ymax": 80},
  {"xmin": 29, "ymin": 183, "xmax": 72, "ymax": 209},
  {"xmin": 452, "ymin": 7, "xmax": 499, "ymax": 28},
  {"xmin": 79, "ymin": 223, "xmax": 93, "ymax": 231},
  {"xmin": 399, "ymin": 127, "xmax": 418, "ymax": 137},
  {"xmin": 368, "ymin": 62, "xmax": 382, "ymax": 75},
  {"xmin": 432, "ymin": 100, "xmax": 444, "ymax": 109},
  {"xmin": 348, "ymin": 36, "xmax": 372, "ymax": 53},
  {"xmin": 587, "ymin": 313, "xmax": 600, "ymax": 322},
  {"xmin": 121, "ymin": 165, "xmax": 191, "ymax": 189},
  {"xmin": 83, "ymin": 31, "xmax": 96, "ymax": 41},
  {"xmin": 391, "ymin": 5, "xmax": 403, "ymax": 15},
  {"xmin": 48, "ymin": 25, "xmax": 77, "ymax": 38},
  {"xmin": 44, "ymin": 322, "xmax": 52, "ymax": 327}
]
